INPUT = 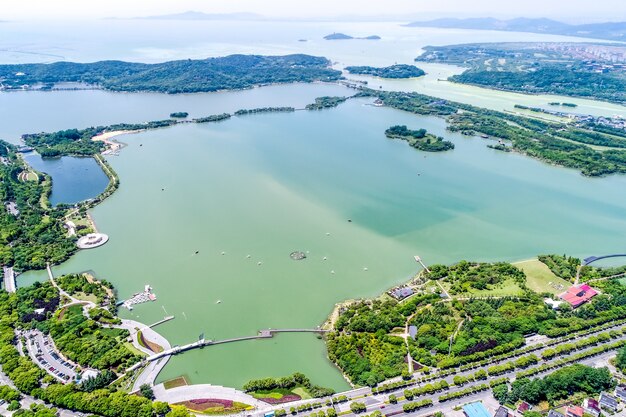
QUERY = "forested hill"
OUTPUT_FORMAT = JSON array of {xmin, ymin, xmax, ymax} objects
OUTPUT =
[
  {"xmin": 0, "ymin": 54, "xmax": 342, "ymax": 93},
  {"xmin": 404, "ymin": 17, "xmax": 626, "ymax": 42}
]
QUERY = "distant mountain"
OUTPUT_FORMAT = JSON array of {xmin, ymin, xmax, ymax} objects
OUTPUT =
[
  {"xmin": 324, "ymin": 33, "xmax": 381, "ymax": 40},
  {"xmin": 136, "ymin": 11, "xmax": 264, "ymax": 21},
  {"xmin": 404, "ymin": 17, "xmax": 626, "ymax": 41}
]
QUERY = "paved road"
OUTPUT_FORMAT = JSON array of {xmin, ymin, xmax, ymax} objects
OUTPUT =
[
  {"xmin": 2, "ymin": 266, "xmax": 16, "ymax": 293},
  {"xmin": 251, "ymin": 324, "xmax": 626, "ymax": 417}
]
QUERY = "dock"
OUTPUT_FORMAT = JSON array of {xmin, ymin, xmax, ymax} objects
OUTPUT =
[
  {"xmin": 121, "ymin": 285, "xmax": 157, "ymax": 310},
  {"xmin": 414, "ymin": 255, "xmax": 431, "ymax": 273}
]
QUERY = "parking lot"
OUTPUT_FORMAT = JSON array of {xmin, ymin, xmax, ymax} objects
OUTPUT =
[{"xmin": 23, "ymin": 330, "xmax": 78, "ymax": 383}]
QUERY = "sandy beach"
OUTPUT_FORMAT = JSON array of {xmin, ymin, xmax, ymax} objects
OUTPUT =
[{"xmin": 92, "ymin": 130, "xmax": 142, "ymax": 154}]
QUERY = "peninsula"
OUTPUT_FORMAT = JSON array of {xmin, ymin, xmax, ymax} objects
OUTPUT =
[{"xmin": 0, "ymin": 54, "xmax": 342, "ymax": 94}]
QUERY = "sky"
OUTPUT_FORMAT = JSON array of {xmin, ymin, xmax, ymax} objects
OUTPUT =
[{"xmin": 2, "ymin": 0, "xmax": 625, "ymax": 22}]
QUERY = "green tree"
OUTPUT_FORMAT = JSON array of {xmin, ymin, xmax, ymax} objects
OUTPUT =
[{"xmin": 139, "ymin": 384, "xmax": 155, "ymax": 400}]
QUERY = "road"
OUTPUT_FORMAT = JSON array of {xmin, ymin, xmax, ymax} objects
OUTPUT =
[
  {"xmin": 2, "ymin": 266, "xmax": 16, "ymax": 293},
  {"xmin": 251, "ymin": 322, "xmax": 626, "ymax": 417}
]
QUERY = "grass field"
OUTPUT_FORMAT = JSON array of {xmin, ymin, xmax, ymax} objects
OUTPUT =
[
  {"xmin": 163, "ymin": 376, "xmax": 189, "ymax": 390},
  {"xmin": 123, "ymin": 341, "xmax": 145, "ymax": 357},
  {"xmin": 515, "ymin": 258, "xmax": 571, "ymax": 295},
  {"xmin": 441, "ymin": 279, "xmax": 525, "ymax": 297}
]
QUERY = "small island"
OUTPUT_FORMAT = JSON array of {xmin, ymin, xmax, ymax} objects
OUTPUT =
[
  {"xmin": 385, "ymin": 125, "xmax": 454, "ymax": 152},
  {"xmin": 305, "ymin": 96, "xmax": 349, "ymax": 110},
  {"xmin": 345, "ymin": 64, "xmax": 426, "ymax": 79},
  {"xmin": 323, "ymin": 33, "xmax": 381, "ymax": 40},
  {"xmin": 169, "ymin": 112, "xmax": 189, "ymax": 118}
]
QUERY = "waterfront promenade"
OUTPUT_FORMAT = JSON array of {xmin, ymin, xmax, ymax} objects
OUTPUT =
[{"xmin": 2, "ymin": 266, "xmax": 16, "ymax": 293}]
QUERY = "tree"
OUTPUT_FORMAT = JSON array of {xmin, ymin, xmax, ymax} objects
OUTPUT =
[
  {"xmin": 350, "ymin": 402, "xmax": 367, "ymax": 414},
  {"xmin": 492, "ymin": 384, "xmax": 509, "ymax": 404},
  {"xmin": 8, "ymin": 400, "xmax": 20, "ymax": 411},
  {"xmin": 152, "ymin": 401, "xmax": 170, "ymax": 416},
  {"xmin": 616, "ymin": 346, "xmax": 626, "ymax": 371},
  {"xmin": 166, "ymin": 405, "xmax": 193, "ymax": 417},
  {"xmin": 139, "ymin": 384, "xmax": 155, "ymax": 400},
  {"xmin": 389, "ymin": 394, "xmax": 397, "ymax": 404}
]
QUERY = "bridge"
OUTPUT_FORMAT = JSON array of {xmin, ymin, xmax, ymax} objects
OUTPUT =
[
  {"xmin": 575, "ymin": 254, "xmax": 626, "ymax": 284},
  {"xmin": 127, "ymin": 328, "xmax": 328, "ymax": 372},
  {"xmin": 2, "ymin": 266, "xmax": 16, "ymax": 293}
]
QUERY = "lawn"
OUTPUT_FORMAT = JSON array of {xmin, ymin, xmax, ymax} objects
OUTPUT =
[
  {"xmin": 123, "ymin": 341, "xmax": 145, "ymax": 357},
  {"xmin": 441, "ymin": 278, "xmax": 525, "ymax": 297},
  {"xmin": 515, "ymin": 258, "xmax": 571, "ymax": 295},
  {"xmin": 251, "ymin": 387, "xmax": 308, "ymax": 404}
]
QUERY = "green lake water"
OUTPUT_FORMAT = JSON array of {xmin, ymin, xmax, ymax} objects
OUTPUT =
[
  {"xmin": 5, "ymin": 19, "xmax": 626, "ymax": 391},
  {"xmin": 19, "ymin": 96, "xmax": 626, "ymax": 390}
]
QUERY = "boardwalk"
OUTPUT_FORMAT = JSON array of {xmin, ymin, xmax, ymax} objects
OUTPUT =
[
  {"xmin": 127, "ymin": 328, "xmax": 328, "ymax": 372},
  {"xmin": 576, "ymin": 253, "xmax": 626, "ymax": 283},
  {"xmin": 2, "ymin": 266, "xmax": 16, "ymax": 293}
]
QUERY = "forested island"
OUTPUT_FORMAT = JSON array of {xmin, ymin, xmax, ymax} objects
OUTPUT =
[
  {"xmin": 385, "ymin": 125, "xmax": 454, "ymax": 151},
  {"xmin": 416, "ymin": 42, "xmax": 626, "ymax": 105},
  {"xmin": 234, "ymin": 107, "xmax": 295, "ymax": 116},
  {"xmin": 367, "ymin": 89, "xmax": 626, "ymax": 176},
  {"xmin": 345, "ymin": 64, "xmax": 425, "ymax": 79},
  {"xmin": 325, "ymin": 254, "xmax": 626, "ymax": 386},
  {"xmin": 323, "ymin": 33, "xmax": 381, "ymax": 40},
  {"xmin": 305, "ymin": 96, "xmax": 349, "ymax": 110},
  {"xmin": 0, "ymin": 54, "xmax": 342, "ymax": 94}
]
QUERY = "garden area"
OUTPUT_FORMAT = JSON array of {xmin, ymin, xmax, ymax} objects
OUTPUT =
[
  {"xmin": 176, "ymin": 399, "xmax": 251, "ymax": 415},
  {"xmin": 243, "ymin": 373, "xmax": 334, "ymax": 404}
]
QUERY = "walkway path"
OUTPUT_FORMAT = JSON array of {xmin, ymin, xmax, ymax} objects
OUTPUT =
[{"xmin": 3, "ymin": 266, "xmax": 16, "ymax": 293}]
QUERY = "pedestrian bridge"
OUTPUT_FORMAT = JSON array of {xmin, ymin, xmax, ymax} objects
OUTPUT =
[{"xmin": 127, "ymin": 328, "xmax": 328, "ymax": 372}]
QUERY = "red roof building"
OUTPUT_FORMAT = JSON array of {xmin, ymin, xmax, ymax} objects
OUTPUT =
[
  {"xmin": 565, "ymin": 406, "xmax": 584, "ymax": 417},
  {"xmin": 559, "ymin": 284, "xmax": 598, "ymax": 308}
]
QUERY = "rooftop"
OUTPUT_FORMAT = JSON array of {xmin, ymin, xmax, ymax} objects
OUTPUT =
[
  {"xmin": 391, "ymin": 287, "xmax": 415, "ymax": 300},
  {"xmin": 559, "ymin": 284, "xmax": 598, "ymax": 308},
  {"xmin": 463, "ymin": 402, "xmax": 491, "ymax": 417}
]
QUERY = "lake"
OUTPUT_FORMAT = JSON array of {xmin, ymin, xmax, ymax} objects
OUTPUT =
[
  {"xmin": 6, "ymin": 20, "xmax": 626, "ymax": 390},
  {"xmin": 23, "ymin": 153, "xmax": 110, "ymax": 206}
]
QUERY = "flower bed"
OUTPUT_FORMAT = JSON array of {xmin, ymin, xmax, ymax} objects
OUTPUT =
[
  {"xmin": 258, "ymin": 394, "xmax": 301, "ymax": 404},
  {"xmin": 177, "ymin": 399, "xmax": 250, "ymax": 415}
]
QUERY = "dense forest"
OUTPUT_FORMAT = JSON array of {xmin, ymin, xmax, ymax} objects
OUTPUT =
[
  {"xmin": 305, "ymin": 96, "xmax": 349, "ymax": 110},
  {"xmin": 368, "ymin": 90, "xmax": 626, "ymax": 176},
  {"xmin": 0, "ymin": 142, "xmax": 76, "ymax": 271},
  {"xmin": 492, "ymin": 364, "xmax": 614, "ymax": 405},
  {"xmin": 0, "ymin": 54, "xmax": 342, "ymax": 94},
  {"xmin": 385, "ymin": 125, "xmax": 454, "ymax": 151},
  {"xmin": 416, "ymin": 43, "xmax": 626, "ymax": 104},
  {"xmin": 345, "ymin": 65, "xmax": 425, "ymax": 79},
  {"xmin": 326, "ymin": 256, "xmax": 626, "ymax": 386}
]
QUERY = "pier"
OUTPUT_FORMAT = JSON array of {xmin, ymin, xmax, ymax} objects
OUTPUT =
[
  {"xmin": 2, "ymin": 266, "xmax": 16, "ymax": 293},
  {"xmin": 414, "ymin": 255, "xmax": 431, "ymax": 273},
  {"xmin": 127, "ymin": 328, "xmax": 328, "ymax": 372},
  {"xmin": 121, "ymin": 285, "xmax": 157, "ymax": 310}
]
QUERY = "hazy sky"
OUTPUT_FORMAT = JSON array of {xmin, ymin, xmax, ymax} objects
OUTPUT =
[{"xmin": 2, "ymin": 0, "xmax": 625, "ymax": 22}]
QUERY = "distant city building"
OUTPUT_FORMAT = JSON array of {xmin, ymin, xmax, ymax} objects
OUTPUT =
[
  {"xmin": 599, "ymin": 392, "xmax": 618, "ymax": 412},
  {"xmin": 463, "ymin": 402, "xmax": 491, "ymax": 417},
  {"xmin": 559, "ymin": 284, "xmax": 598, "ymax": 308},
  {"xmin": 583, "ymin": 398, "xmax": 601, "ymax": 417}
]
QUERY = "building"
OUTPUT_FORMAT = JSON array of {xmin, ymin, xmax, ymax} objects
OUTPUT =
[
  {"xmin": 517, "ymin": 402, "xmax": 531, "ymax": 414},
  {"xmin": 547, "ymin": 410, "xmax": 565, "ymax": 417},
  {"xmin": 463, "ymin": 402, "xmax": 491, "ymax": 417},
  {"xmin": 599, "ymin": 392, "xmax": 618, "ymax": 412},
  {"xmin": 494, "ymin": 406, "xmax": 510, "ymax": 417},
  {"xmin": 615, "ymin": 385, "xmax": 626, "ymax": 402},
  {"xmin": 390, "ymin": 287, "xmax": 414, "ymax": 300},
  {"xmin": 583, "ymin": 398, "xmax": 601, "ymax": 417},
  {"xmin": 408, "ymin": 325, "xmax": 417, "ymax": 340},
  {"xmin": 565, "ymin": 406, "xmax": 584, "ymax": 417},
  {"xmin": 559, "ymin": 284, "xmax": 598, "ymax": 308}
]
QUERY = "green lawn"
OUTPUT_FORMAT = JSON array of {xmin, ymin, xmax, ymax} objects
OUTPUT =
[
  {"xmin": 515, "ymin": 258, "xmax": 570, "ymax": 295},
  {"xmin": 442, "ymin": 278, "xmax": 525, "ymax": 297}
]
